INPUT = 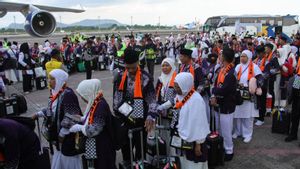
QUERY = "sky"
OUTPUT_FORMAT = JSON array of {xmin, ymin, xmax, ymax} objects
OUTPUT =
[{"xmin": 0, "ymin": 0, "xmax": 300, "ymax": 28}]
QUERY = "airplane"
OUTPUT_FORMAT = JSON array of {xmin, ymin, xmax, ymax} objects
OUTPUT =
[{"xmin": 0, "ymin": 1, "xmax": 85, "ymax": 37}]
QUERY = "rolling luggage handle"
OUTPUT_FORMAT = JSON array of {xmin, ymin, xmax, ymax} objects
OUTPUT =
[
  {"xmin": 154, "ymin": 125, "xmax": 170, "ymax": 169},
  {"xmin": 128, "ymin": 127, "xmax": 144, "ymax": 169},
  {"xmin": 210, "ymin": 104, "xmax": 221, "ymax": 137}
]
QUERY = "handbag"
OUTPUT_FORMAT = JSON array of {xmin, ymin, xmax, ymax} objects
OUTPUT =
[
  {"xmin": 235, "ymin": 90, "xmax": 243, "ymax": 106},
  {"xmin": 170, "ymin": 130, "xmax": 193, "ymax": 150},
  {"xmin": 34, "ymin": 67, "xmax": 46, "ymax": 78}
]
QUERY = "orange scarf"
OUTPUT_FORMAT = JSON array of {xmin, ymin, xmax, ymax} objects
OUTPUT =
[
  {"xmin": 174, "ymin": 89, "xmax": 195, "ymax": 109},
  {"xmin": 237, "ymin": 61, "xmax": 254, "ymax": 81},
  {"xmin": 119, "ymin": 66, "xmax": 143, "ymax": 98},
  {"xmin": 180, "ymin": 63, "xmax": 195, "ymax": 78},
  {"xmin": 254, "ymin": 57, "xmax": 267, "ymax": 72},
  {"xmin": 88, "ymin": 92, "xmax": 103, "ymax": 125},
  {"xmin": 156, "ymin": 72, "xmax": 177, "ymax": 99},
  {"xmin": 49, "ymin": 84, "xmax": 67, "ymax": 111},
  {"xmin": 267, "ymin": 52, "xmax": 273, "ymax": 62},
  {"xmin": 297, "ymin": 58, "xmax": 300, "ymax": 75},
  {"xmin": 217, "ymin": 63, "xmax": 234, "ymax": 86}
]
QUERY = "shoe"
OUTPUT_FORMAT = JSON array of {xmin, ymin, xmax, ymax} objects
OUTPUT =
[
  {"xmin": 24, "ymin": 91, "xmax": 30, "ymax": 94},
  {"xmin": 285, "ymin": 135, "xmax": 297, "ymax": 142},
  {"xmin": 255, "ymin": 120, "xmax": 264, "ymax": 126},
  {"xmin": 224, "ymin": 153, "xmax": 234, "ymax": 161},
  {"xmin": 243, "ymin": 137, "xmax": 252, "ymax": 143},
  {"xmin": 232, "ymin": 133, "xmax": 238, "ymax": 139}
]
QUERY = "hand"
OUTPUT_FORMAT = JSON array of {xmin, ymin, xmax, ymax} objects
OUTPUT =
[
  {"xmin": 210, "ymin": 97, "xmax": 218, "ymax": 106},
  {"xmin": 32, "ymin": 114, "xmax": 38, "ymax": 120},
  {"xmin": 157, "ymin": 105, "xmax": 164, "ymax": 111},
  {"xmin": 69, "ymin": 124, "xmax": 84, "ymax": 133},
  {"xmin": 195, "ymin": 144, "xmax": 202, "ymax": 157},
  {"xmin": 144, "ymin": 118, "xmax": 155, "ymax": 132}
]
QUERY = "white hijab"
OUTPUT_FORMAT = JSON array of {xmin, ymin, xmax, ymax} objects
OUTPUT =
[
  {"xmin": 49, "ymin": 69, "xmax": 69, "ymax": 95},
  {"xmin": 159, "ymin": 58, "xmax": 176, "ymax": 88},
  {"xmin": 236, "ymin": 50, "xmax": 262, "ymax": 86},
  {"xmin": 76, "ymin": 79, "xmax": 102, "ymax": 127},
  {"xmin": 174, "ymin": 72, "xmax": 210, "ymax": 142}
]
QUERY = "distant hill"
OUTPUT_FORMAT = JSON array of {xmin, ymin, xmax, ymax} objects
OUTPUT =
[{"xmin": 6, "ymin": 19, "xmax": 123, "ymax": 29}]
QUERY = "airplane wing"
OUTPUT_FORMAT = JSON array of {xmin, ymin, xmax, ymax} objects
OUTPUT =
[{"xmin": 0, "ymin": 1, "xmax": 84, "ymax": 13}]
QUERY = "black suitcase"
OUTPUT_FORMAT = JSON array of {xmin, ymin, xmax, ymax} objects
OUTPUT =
[
  {"xmin": 0, "ymin": 96, "xmax": 19, "ymax": 117},
  {"xmin": 206, "ymin": 107, "xmax": 225, "ymax": 168},
  {"xmin": 11, "ymin": 93, "xmax": 27, "ymax": 114},
  {"xmin": 119, "ymin": 127, "xmax": 152, "ymax": 169},
  {"xmin": 36, "ymin": 119, "xmax": 51, "ymax": 169},
  {"xmin": 150, "ymin": 125, "xmax": 181, "ymax": 169},
  {"xmin": 272, "ymin": 108, "xmax": 291, "ymax": 135},
  {"xmin": 35, "ymin": 77, "xmax": 47, "ymax": 90}
]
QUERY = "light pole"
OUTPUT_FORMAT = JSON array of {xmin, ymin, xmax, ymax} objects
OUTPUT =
[
  {"xmin": 131, "ymin": 16, "xmax": 133, "ymax": 30},
  {"xmin": 158, "ymin": 16, "xmax": 160, "ymax": 29},
  {"xmin": 13, "ymin": 16, "xmax": 16, "ymax": 34},
  {"xmin": 98, "ymin": 16, "xmax": 101, "ymax": 31}
]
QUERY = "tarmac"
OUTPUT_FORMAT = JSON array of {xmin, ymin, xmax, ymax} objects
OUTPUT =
[{"xmin": 6, "ymin": 65, "xmax": 300, "ymax": 169}]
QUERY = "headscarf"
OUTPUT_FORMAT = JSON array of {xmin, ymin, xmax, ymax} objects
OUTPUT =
[
  {"xmin": 160, "ymin": 58, "xmax": 176, "ymax": 87},
  {"xmin": 236, "ymin": 50, "xmax": 262, "ymax": 86},
  {"xmin": 76, "ymin": 79, "xmax": 102, "ymax": 127},
  {"xmin": 291, "ymin": 46, "xmax": 298, "ymax": 55},
  {"xmin": 174, "ymin": 72, "xmax": 210, "ymax": 142},
  {"xmin": 49, "ymin": 69, "xmax": 69, "ymax": 95}
]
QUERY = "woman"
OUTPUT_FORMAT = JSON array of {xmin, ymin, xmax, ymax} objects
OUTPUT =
[
  {"xmin": 18, "ymin": 43, "xmax": 35, "ymax": 93},
  {"xmin": 0, "ymin": 119, "xmax": 42, "ymax": 169},
  {"xmin": 173, "ymin": 72, "xmax": 210, "ymax": 169},
  {"xmin": 156, "ymin": 58, "xmax": 177, "ymax": 122},
  {"xmin": 69, "ymin": 79, "xmax": 117, "ymax": 169},
  {"xmin": 33, "ymin": 69, "xmax": 83, "ymax": 169},
  {"xmin": 233, "ymin": 50, "xmax": 262, "ymax": 143}
]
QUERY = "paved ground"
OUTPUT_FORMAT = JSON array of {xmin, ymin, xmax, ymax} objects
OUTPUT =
[{"xmin": 6, "ymin": 65, "xmax": 300, "ymax": 169}]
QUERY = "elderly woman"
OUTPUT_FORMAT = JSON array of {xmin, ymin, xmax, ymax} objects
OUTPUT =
[
  {"xmin": 173, "ymin": 72, "xmax": 210, "ymax": 169},
  {"xmin": 33, "ymin": 69, "xmax": 83, "ymax": 169},
  {"xmin": 69, "ymin": 79, "xmax": 116, "ymax": 169},
  {"xmin": 233, "ymin": 50, "xmax": 262, "ymax": 143}
]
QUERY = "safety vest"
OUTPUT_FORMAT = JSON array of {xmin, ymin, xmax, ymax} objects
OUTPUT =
[
  {"xmin": 146, "ymin": 48, "xmax": 156, "ymax": 60},
  {"xmin": 3, "ymin": 41, "xmax": 8, "ymax": 49},
  {"xmin": 117, "ymin": 43, "xmax": 126, "ymax": 58}
]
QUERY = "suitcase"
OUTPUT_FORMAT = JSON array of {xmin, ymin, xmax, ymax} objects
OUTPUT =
[
  {"xmin": 271, "ymin": 108, "xmax": 291, "ymax": 134},
  {"xmin": 98, "ymin": 62, "xmax": 107, "ymax": 71},
  {"xmin": 206, "ymin": 106, "xmax": 225, "ymax": 168},
  {"xmin": 151, "ymin": 125, "xmax": 181, "ymax": 169},
  {"xmin": 119, "ymin": 127, "xmax": 152, "ymax": 169},
  {"xmin": 0, "ymin": 96, "xmax": 19, "ymax": 117},
  {"xmin": 77, "ymin": 61, "xmax": 86, "ymax": 72},
  {"xmin": 11, "ymin": 93, "xmax": 27, "ymax": 114},
  {"xmin": 36, "ymin": 119, "xmax": 51, "ymax": 169},
  {"xmin": 35, "ymin": 77, "xmax": 47, "ymax": 90}
]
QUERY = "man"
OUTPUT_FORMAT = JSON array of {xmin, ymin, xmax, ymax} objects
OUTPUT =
[
  {"xmin": 179, "ymin": 48, "xmax": 204, "ymax": 91},
  {"xmin": 145, "ymin": 37, "xmax": 157, "ymax": 78},
  {"xmin": 45, "ymin": 48, "xmax": 64, "ymax": 77},
  {"xmin": 253, "ymin": 46, "xmax": 269, "ymax": 125},
  {"xmin": 211, "ymin": 48, "xmax": 237, "ymax": 161},
  {"xmin": 82, "ymin": 39, "xmax": 96, "ymax": 79},
  {"xmin": 113, "ymin": 47, "xmax": 157, "ymax": 162},
  {"xmin": 265, "ymin": 43, "xmax": 280, "ymax": 110}
]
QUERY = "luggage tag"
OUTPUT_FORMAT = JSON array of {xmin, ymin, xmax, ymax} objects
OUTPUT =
[
  {"xmin": 118, "ymin": 101, "xmax": 133, "ymax": 117},
  {"xmin": 170, "ymin": 135, "xmax": 182, "ymax": 148}
]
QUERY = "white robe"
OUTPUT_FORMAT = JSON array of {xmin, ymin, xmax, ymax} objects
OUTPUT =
[{"xmin": 233, "ymin": 63, "xmax": 261, "ymax": 118}]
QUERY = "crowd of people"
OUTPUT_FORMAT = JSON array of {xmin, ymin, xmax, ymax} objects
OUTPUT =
[{"xmin": 0, "ymin": 30, "xmax": 300, "ymax": 169}]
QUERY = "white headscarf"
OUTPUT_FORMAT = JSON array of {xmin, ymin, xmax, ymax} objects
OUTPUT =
[
  {"xmin": 76, "ymin": 79, "xmax": 102, "ymax": 126},
  {"xmin": 159, "ymin": 58, "xmax": 176, "ymax": 87},
  {"xmin": 291, "ymin": 46, "xmax": 298, "ymax": 55},
  {"xmin": 236, "ymin": 50, "xmax": 262, "ymax": 86},
  {"xmin": 174, "ymin": 72, "xmax": 210, "ymax": 142},
  {"xmin": 49, "ymin": 69, "xmax": 69, "ymax": 95}
]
